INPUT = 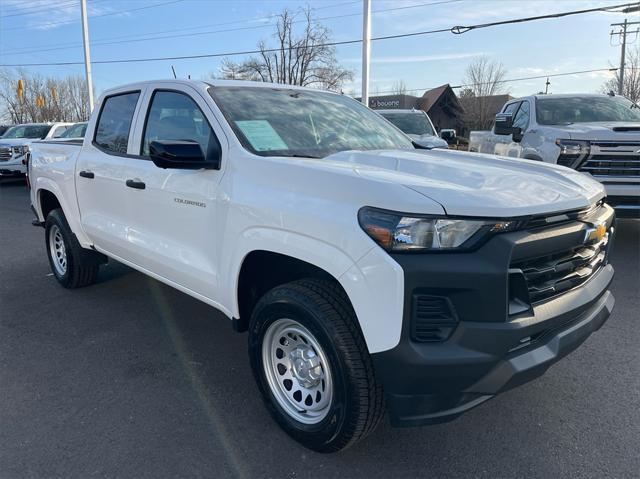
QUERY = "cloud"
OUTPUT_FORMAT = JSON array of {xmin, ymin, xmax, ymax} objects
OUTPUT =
[
  {"xmin": 8, "ymin": 0, "xmax": 118, "ymax": 31},
  {"xmin": 381, "ymin": 0, "xmax": 628, "ymax": 34}
]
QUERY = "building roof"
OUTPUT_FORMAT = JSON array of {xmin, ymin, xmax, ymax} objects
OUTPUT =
[{"xmin": 419, "ymin": 84, "xmax": 463, "ymax": 114}]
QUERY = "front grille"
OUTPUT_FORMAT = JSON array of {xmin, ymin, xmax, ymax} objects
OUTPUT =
[
  {"xmin": 511, "ymin": 231, "xmax": 611, "ymax": 304},
  {"xmin": 524, "ymin": 200, "xmax": 604, "ymax": 230},
  {"xmin": 579, "ymin": 154, "xmax": 640, "ymax": 177},
  {"xmin": 0, "ymin": 147, "xmax": 11, "ymax": 161},
  {"xmin": 577, "ymin": 141, "xmax": 640, "ymax": 178},
  {"xmin": 411, "ymin": 295, "xmax": 458, "ymax": 342}
]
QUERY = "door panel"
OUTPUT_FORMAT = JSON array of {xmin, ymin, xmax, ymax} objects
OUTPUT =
[
  {"xmin": 121, "ymin": 87, "xmax": 225, "ymax": 299},
  {"xmin": 76, "ymin": 90, "xmax": 142, "ymax": 259},
  {"xmin": 122, "ymin": 160, "xmax": 219, "ymax": 296}
]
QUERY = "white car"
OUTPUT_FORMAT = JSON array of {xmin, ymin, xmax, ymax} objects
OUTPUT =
[
  {"xmin": 0, "ymin": 122, "xmax": 73, "ymax": 177},
  {"xmin": 377, "ymin": 109, "xmax": 448, "ymax": 149},
  {"xmin": 469, "ymin": 94, "xmax": 640, "ymax": 218},
  {"xmin": 58, "ymin": 122, "xmax": 88, "ymax": 140},
  {"xmin": 29, "ymin": 80, "xmax": 615, "ymax": 452}
]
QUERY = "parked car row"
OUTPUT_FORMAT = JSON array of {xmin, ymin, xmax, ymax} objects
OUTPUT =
[{"xmin": 0, "ymin": 121, "xmax": 87, "ymax": 177}]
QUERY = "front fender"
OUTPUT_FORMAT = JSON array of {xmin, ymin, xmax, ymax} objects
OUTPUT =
[{"xmin": 223, "ymin": 228, "xmax": 405, "ymax": 354}]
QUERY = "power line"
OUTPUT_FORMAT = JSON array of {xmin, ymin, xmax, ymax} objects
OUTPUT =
[
  {"xmin": 0, "ymin": 0, "xmax": 78, "ymax": 18},
  {"xmin": 450, "ymin": 1, "xmax": 639, "ymax": 34},
  {"xmin": 0, "ymin": 0, "xmax": 187, "ymax": 32},
  {"xmin": 2, "ymin": 2, "xmax": 355, "ymax": 55},
  {"xmin": 1, "ymin": 2, "xmax": 636, "ymax": 67},
  {"xmin": 453, "ymin": 67, "xmax": 620, "ymax": 88},
  {"xmin": 372, "ymin": 68, "xmax": 620, "ymax": 95},
  {"xmin": 2, "ymin": 0, "xmax": 461, "ymax": 57}
]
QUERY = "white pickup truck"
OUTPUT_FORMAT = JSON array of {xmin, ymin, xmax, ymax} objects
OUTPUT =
[
  {"xmin": 469, "ymin": 94, "xmax": 640, "ymax": 218},
  {"xmin": 29, "ymin": 80, "xmax": 616, "ymax": 452}
]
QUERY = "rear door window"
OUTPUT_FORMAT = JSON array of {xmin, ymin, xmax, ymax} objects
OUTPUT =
[{"xmin": 94, "ymin": 91, "xmax": 140, "ymax": 154}]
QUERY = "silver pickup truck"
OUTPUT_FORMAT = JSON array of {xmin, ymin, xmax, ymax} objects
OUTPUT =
[{"xmin": 469, "ymin": 94, "xmax": 640, "ymax": 218}]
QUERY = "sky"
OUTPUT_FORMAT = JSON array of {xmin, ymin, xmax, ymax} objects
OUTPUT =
[{"xmin": 0, "ymin": 0, "xmax": 639, "ymax": 99}]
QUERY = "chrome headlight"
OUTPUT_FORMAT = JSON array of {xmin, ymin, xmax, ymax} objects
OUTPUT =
[
  {"xmin": 12, "ymin": 145, "xmax": 29, "ymax": 157},
  {"xmin": 555, "ymin": 139, "xmax": 590, "ymax": 156},
  {"xmin": 555, "ymin": 139, "xmax": 590, "ymax": 168},
  {"xmin": 358, "ymin": 207, "xmax": 519, "ymax": 252}
]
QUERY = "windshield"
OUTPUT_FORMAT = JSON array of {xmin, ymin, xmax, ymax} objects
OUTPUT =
[
  {"xmin": 379, "ymin": 111, "xmax": 436, "ymax": 136},
  {"xmin": 1, "ymin": 124, "xmax": 50, "ymax": 139},
  {"xmin": 209, "ymin": 86, "xmax": 413, "ymax": 158},
  {"xmin": 536, "ymin": 96, "xmax": 640, "ymax": 125},
  {"xmin": 60, "ymin": 123, "xmax": 87, "ymax": 139}
]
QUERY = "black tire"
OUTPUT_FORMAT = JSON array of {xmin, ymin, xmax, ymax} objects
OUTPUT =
[
  {"xmin": 45, "ymin": 208, "xmax": 101, "ymax": 288},
  {"xmin": 248, "ymin": 278, "xmax": 384, "ymax": 453}
]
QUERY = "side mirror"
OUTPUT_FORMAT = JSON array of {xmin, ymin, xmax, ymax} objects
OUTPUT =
[
  {"xmin": 440, "ymin": 130, "xmax": 455, "ymax": 143},
  {"xmin": 494, "ymin": 113, "xmax": 522, "ymax": 142},
  {"xmin": 149, "ymin": 140, "xmax": 220, "ymax": 170}
]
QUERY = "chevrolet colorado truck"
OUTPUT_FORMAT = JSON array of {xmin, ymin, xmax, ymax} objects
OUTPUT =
[
  {"xmin": 469, "ymin": 94, "xmax": 640, "ymax": 218},
  {"xmin": 0, "ymin": 122, "xmax": 72, "ymax": 177},
  {"xmin": 29, "ymin": 80, "xmax": 616, "ymax": 452}
]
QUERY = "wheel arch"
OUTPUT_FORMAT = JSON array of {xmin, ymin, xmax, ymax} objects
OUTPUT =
[
  {"xmin": 234, "ymin": 249, "xmax": 350, "ymax": 333},
  {"xmin": 225, "ymin": 227, "xmax": 403, "ymax": 354},
  {"xmin": 34, "ymin": 177, "xmax": 92, "ymax": 247},
  {"xmin": 38, "ymin": 188, "xmax": 62, "ymax": 220}
]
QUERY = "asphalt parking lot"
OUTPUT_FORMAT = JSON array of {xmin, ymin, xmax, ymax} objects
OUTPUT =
[{"xmin": 0, "ymin": 178, "xmax": 638, "ymax": 479}]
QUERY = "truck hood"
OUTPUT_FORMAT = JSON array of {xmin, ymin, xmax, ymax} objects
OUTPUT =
[
  {"xmin": 323, "ymin": 149, "xmax": 604, "ymax": 217},
  {"xmin": 551, "ymin": 121, "xmax": 640, "ymax": 140},
  {"xmin": 0, "ymin": 138, "xmax": 36, "ymax": 147},
  {"xmin": 407, "ymin": 134, "xmax": 449, "ymax": 149}
]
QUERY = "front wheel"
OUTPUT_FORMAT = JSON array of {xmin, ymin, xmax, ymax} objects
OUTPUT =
[
  {"xmin": 248, "ymin": 279, "xmax": 384, "ymax": 453},
  {"xmin": 45, "ymin": 208, "xmax": 101, "ymax": 288}
]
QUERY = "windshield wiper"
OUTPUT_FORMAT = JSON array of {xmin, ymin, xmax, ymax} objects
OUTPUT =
[{"xmin": 282, "ymin": 153, "xmax": 323, "ymax": 159}]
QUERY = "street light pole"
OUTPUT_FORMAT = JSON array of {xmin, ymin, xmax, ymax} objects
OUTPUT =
[
  {"xmin": 80, "ymin": 0, "xmax": 94, "ymax": 112},
  {"xmin": 361, "ymin": 0, "xmax": 371, "ymax": 106}
]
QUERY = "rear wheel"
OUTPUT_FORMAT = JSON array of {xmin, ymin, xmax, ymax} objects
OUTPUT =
[
  {"xmin": 248, "ymin": 279, "xmax": 384, "ymax": 452},
  {"xmin": 45, "ymin": 208, "xmax": 101, "ymax": 288}
]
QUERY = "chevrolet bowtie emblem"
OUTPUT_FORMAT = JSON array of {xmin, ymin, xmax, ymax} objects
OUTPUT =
[{"xmin": 584, "ymin": 223, "xmax": 607, "ymax": 243}]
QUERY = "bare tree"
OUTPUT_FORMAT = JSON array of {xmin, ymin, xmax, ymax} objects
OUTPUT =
[
  {"xmin": 0, "ymin": 69, "xmax": 90, "ymax": 123},
  {"xmin": 219, "ymin": 8, "xmax": 353, "ymax": 91},
  {"xmin": 460, "ymin": 56, "xmax": 508, "ymax": 131},
  {"xmin": 602, "ymin": 45, "xmax": 640, "ymax": 103},
  {"xmin": 391, "ymin": 80, "xmax": 407, "ymax": 95}
]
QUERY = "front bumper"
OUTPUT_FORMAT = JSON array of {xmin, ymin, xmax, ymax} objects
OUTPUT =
[
  {"xmin": 603, "ymin": 183, "xmax": 639, "ymax": 218},
  {"xmin": 372, "ymin": 209, "xmax": 616, "ymax": 427},
  {"xmin": 0, "ymin": 157, "xmax": 27, "ymax": 175}
]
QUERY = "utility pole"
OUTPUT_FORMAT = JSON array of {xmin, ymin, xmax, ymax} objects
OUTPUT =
[
  {"xmin": 618, "ymin": 19, "xmax": 627, "ymax": 95},
  {"xmin": 361, "ymin": 0, "xmax": 371, "ymax": 106},
  {"xmin": 545, "ymin": 77, "xmax": 550, "ymax": 94},
  {"xmin": 610, "ymin": 18, "xmax": 640, "ymax": 96},
  {"xmin": 80, "ymin": 0, "xmax": 94, "ymax": 112}
]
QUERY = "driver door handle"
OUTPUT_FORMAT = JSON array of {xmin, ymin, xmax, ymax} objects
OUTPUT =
[
  {"xmin": 79, "ymin": 170, "xmax": 94, "ymax": 179},
  {"xmin": 126, "ymin": 179, "xmax": 146, "ymax": 190}
]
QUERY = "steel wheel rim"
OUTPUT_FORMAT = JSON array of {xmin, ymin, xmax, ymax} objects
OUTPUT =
[
  {"xmin": 262, "ymin": 318, "xmax": 333, "ymax": 424},
  {"xmin": 49, "ymin": 224, "xmax": 67, "ymax": 276}
]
